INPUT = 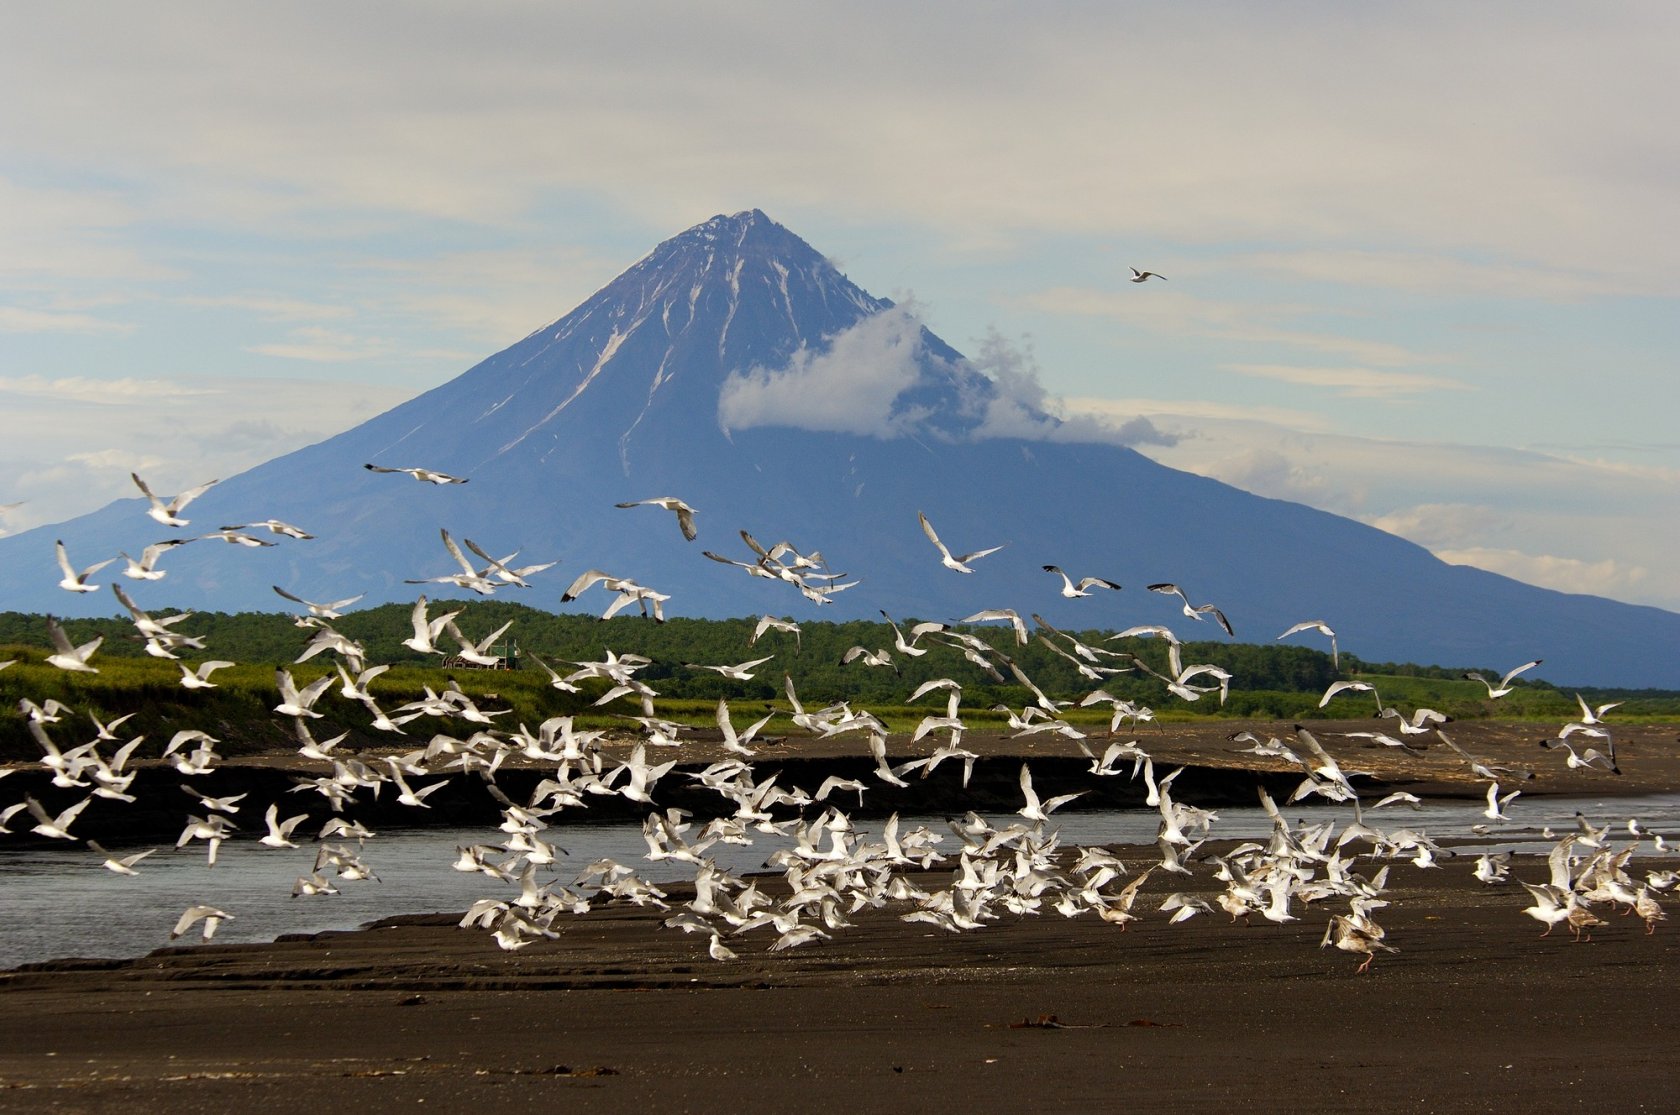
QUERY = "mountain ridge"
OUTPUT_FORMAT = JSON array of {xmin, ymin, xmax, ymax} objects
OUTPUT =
[{"xmin": 1, "ymin": 210, "xmax": 1675, "ymax": 688}]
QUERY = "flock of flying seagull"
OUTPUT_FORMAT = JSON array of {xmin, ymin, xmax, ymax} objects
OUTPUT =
[{"xmin": 2, "ymin": 465, "xmax": 1663, "ymax": 974}]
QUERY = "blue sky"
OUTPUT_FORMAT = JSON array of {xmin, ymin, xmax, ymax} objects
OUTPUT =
[{"xmin": 3, "ymin": 2, "xmax": 1677, "ymax": 610}]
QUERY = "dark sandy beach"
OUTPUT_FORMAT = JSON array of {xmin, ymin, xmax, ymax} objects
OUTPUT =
[{"xmin": 2, "ymin": 720, "xmax": 1677, "ymax": 1113}]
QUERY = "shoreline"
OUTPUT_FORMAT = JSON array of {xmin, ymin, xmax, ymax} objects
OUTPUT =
[
  {"xmin": 2, "ymin": 850, "xmax": 1678, "ymax": 1112},
  {"xmin": 2, "ymin": 720, "xmax": 1678, "ymax": 1110},
  {"xmin": 5, "ymin": 719, "xmax": 1676, "ymax": 847}
]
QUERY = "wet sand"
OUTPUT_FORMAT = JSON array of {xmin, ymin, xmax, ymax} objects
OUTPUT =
[{"xmin": 1, "ymin": 720, "xmax": 1677, "ymax": 1112}]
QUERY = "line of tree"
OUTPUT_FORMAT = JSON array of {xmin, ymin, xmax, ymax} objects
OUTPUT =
[
  {"xmin": 4, "ymin": 603, "xmax": 1672, "ymax": 761},
  {"xmin": 4, "ymin": 602, "xmax": 1346, "ymax": 702}
]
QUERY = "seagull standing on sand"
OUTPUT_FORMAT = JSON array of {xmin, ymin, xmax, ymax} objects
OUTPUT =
[
  {"xmin": 1321, "ymin": 913, "xmax": 1397, "ymax": 973},
  {"xmin": 1472, "ymin": 851, "xmax": 1513, "ymax": 884},
  {"xmin": 1519, "ymin": 882, "xmax": 1575, "ymax": 937}
]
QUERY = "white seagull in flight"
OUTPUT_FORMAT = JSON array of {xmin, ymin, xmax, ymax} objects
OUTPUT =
[
  {"xmin": 55, "ymin": 540, "xmax": 115, "ymax": 593},
  {"xmin": 1277, "ymin": 620, "xmax": 1338, "ymax": 669},
  {"xmin": 615, "ymin": 497, "xmax": 699, "ymax": 541},
  {"xmin": 918, "ymin": 511, "xmax": 1005, "ymax": 574},
  {"xmin": 272, "ymin": 585, "xmax": 366, "ymax": 620},
  {"xmin": 1465, "ymin": 659, "xmax": 1542, "ymax": 698},
  {"xmin": 1042, "ymin": 565, "xmax": 1121, "ymax": 598},
  {"xmin": 119, "ymin": 538, "xmax": 194, "ymax": 581},
  {"xmin": 363, "ymin": 463, "xmax": 469, "ymax": 485},
  {"xmin": 45, "ymin": 616, "xmax": 102, "ymax": 673},
  {"xmin": 132, "ymin": 472, "xmax": 219, "ymax": 527},
  {"xmin": 1147, "ymin": 583, "xmax": 1234, "ymax": 637}
]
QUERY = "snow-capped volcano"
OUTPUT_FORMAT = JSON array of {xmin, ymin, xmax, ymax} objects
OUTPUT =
[
  {"xmin": 372, "ymin": 209, "xmax": 999, "ymax": 479},
  {"xmin": 2, "ymin": 210, "xmax": 1675, "ymax": 687}
]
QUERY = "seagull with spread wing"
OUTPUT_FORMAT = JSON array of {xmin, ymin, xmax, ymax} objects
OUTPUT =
[
  {"xmin": 1465, "ymin": 659, "xmax": 1542, "ymax": 698},
  {"xmin": 1278, "ymin": 619, "xmax": 1338, "ymax": 669},
  {"xmin": 1042, "ymin": 565, "xmax": 1121, "ymax": 598},
  {"xmin": 615, "ymin": 497, "xmax": 698, "ymax": 541},
  {"xmin": 132, "ymin": 472, "xmax": 219, "ymax": 527},
  {"xmin": 919, "ymin": 511, "xmax": 1005, "ymax": 574},
  {"xmin": 363, "ymin": 463, "xmax": 468, "ymax": 484},
  {"xmin": 1147, "ymin": 583, "xmax": 1234, "ymax": 636},
  {"xmin": 273, "ymin": 585, "xmax": 366, "ymax": 619},
  {"xmin": 55, "ymin": 540, "xmax": 115, "ymax": 594}
]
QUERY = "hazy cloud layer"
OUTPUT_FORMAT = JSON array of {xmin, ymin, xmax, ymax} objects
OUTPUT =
[
  {"xmin": 1062, "ymin": 400, "xmax": 1680, "ymax": 610},
  {"xmin": 963, "ymin": 333, "xmax": 1179, "ymax": 449},
  {"xmin": 1432, "ymin": 548, "xmax": 1649, "ymax": 600},
  {"xmin": 1, "ymin": 3, "xmax": 1675, "ymax": 616},
  {"xmin": 0, "ymin": 306, "xmax": 134, "ymax": 335},
  {"xmin": 1222, "ymin": 363, "xmax": 1471, "ymax": 399},
  {"xmin": 6, "ymin": 7, "xmax": 1674, "ymax": 287},
  {"xmin": 1025, "ymin": 287, "xmax": 1437, "ymax": 369},
  {"xmin": 0, "ymin": 375, "xmax": 412, "ymax": 537}
]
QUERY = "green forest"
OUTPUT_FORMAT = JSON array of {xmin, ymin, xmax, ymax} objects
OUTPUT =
[{"xmin": 3, "ymin": 602, "xmax": 1675, "ymax": 760}]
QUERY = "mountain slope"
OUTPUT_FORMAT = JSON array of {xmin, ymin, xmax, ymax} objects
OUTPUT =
[{"xmin": 2, "ymin": 210, "xmax": 1675, "ymax": 687}]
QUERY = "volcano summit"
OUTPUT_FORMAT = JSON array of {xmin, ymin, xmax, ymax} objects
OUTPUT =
[{"xmin": 2, "ymin": 210, "xmax": 1675, "ymax": 686}]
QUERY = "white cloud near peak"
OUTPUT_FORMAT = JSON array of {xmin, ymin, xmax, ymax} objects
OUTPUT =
[{"xmin": 717, "ymin": 305, "xmax": 933, "ymax": 437}]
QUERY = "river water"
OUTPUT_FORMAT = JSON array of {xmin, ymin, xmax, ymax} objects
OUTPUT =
[{"xmin": 3, "ymin": 794, "xmax": 1675, "ymax": 971}]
